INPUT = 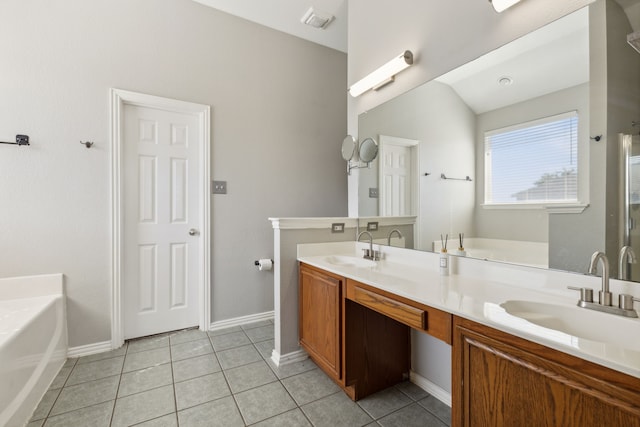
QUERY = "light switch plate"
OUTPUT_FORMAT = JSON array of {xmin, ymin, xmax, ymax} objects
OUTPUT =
[
  {"xmin": 367, "ymin": 221, "xmax": 378, "ymax": 231},
  {"xmin": 212, "ymin": 180, "xmax": 227, "ymax": 194}
]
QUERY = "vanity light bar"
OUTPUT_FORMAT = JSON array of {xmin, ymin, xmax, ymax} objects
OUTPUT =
[
  {"xmin": 490, "ymin": 0, "xmax": 522, "ymax": 13},
  {"xmin": 349, "ymin": 51, "xmax": 414, "ymax": 97}
]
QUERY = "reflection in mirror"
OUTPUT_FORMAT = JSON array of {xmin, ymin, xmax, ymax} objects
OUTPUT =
[
  {"xmin": 357, "ymin": 1, "xmax": 640, "ymax": 280},
  {"xmin": 342, "ymin": 135, "xmax": 357, "ymax": 161},
  {"xmin": 359, "ymin": 137, "xmax": 379, "ymax": 163},
  {"xmin": 346, "ymin": 136, "xmax": 380, "ymax": 175}
]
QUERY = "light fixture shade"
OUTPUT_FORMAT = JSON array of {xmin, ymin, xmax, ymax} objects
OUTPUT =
[
  {"xmin": 349, "ymin": 51, "xmax": 414, "ymax": 97},
  {"xmin": 490, "ymin": 0, "xmax": 522, "ymax": 12}
]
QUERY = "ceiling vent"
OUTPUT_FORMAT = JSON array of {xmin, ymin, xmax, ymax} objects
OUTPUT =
[
  {"xmin": 628, "ymin": 30, "xmax": 640, "ymax": 54},
  {"xmin": 301, "ymin": 7, "xmax": 334, "ymax": 30}
]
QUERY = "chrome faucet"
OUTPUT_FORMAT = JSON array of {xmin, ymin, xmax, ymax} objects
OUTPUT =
[
  {"xmin": 618, "ymin": 245, "xmax": 637, "ymax": 280},
  {"xmin": 588, "ymin": 251, "xmax": 612, "ymax": 306},
  {"xmin": 357, "ymin": 231, "xmax": 379, "ymax": 260},
  {"xmin": 568, "ymin": 251, "xmax": 638, "ymax": 318},
  {"xmin": 387, "ymin": 229, "xmax": 403, "ymax": 246}
]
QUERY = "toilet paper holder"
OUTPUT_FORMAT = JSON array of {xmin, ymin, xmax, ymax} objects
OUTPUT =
[{"xmin": 254, "ymin": 259, "xmax": 274, "ymax": 271}]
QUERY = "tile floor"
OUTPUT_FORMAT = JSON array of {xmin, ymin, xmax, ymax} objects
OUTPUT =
[{"xmin": 28, "ymin": 320, "xmax": 451, "ymax": 427}]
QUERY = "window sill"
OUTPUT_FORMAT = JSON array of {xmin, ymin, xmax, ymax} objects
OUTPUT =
[{"xmin": 481, "ymin": 202, "xmax": 589, "ymax": 213}]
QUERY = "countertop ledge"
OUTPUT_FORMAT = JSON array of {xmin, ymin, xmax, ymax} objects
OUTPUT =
[{"xmin": 297, "ymin": 241, "xmax": 640, "ymax": 380}]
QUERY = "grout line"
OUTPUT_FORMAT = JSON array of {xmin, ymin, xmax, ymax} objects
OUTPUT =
[
  {"xmin": 40, "ymin": 400, "xmax": 117, "ymax": 424},
  {"xmin": 209, "ymin": 338, "xmax": 244, "ymax": 422},
  {"xmin": 107, "ymin": 343, "xmax": 128, "ymax": 427},
  {"xmin": 169, "ymin": 338, "xmax": 181, "ymax": 426},
  {"xmin": 274, "ymin": 364, "xmax": 314, "ymax": 425},
  {"xmin": 168, "ymin": 341, "xmax": 179, "ymax": 422},
  {"xmin": 34, "ymin": 387, "xmax": 63, "ymax": 425}
]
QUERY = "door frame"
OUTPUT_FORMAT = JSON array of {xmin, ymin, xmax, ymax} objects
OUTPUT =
[
  {"xmin": 378, "ymin": 135, "xmax": 420, "ymax": 246},
  {"xmin": 110, "ymin": 88, "xmax": 211, "ymax": 349}
]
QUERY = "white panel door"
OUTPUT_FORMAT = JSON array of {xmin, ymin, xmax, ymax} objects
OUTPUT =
[
  {"xmin": 380, "ymin": 144, "xmax": 412, "ymax": 216},
  {"xmin": 123, "ymin": 104, "xmax": 200, "ymax": 339}
]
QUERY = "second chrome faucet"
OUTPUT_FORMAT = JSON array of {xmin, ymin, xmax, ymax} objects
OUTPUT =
[
  {"xmin": 588, "ymin": 251, "xmax": 612, "ymax": 306},
  {"xmin": 568, "ymin": 251, "xmax": 639, "ymax": 318}
]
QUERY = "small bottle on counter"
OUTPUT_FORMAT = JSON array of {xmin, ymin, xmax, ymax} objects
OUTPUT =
[
  {"xmin": 439, "ymin": 249, "xmax": 450, "ymax": 276},
  {"xmin": 456, "ymin": 233, "xmax": 466, "ymax": 257}
]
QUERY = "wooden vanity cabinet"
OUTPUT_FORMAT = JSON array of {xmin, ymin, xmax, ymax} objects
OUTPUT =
[
  {"xmin": 452, "ymin": 316, "xmax": 640, "ymax": 427},
  {"xmin": 299, "ymin": 263, "xmax": 411, "ymax": 399},
  {"xmin": 298, "ymin": 263, "xmax": 344, "ymax": 382}
]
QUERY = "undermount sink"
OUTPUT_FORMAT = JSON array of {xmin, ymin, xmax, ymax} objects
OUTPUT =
[
  {"xmin": 499, "ymin": 300, "xmax": 640, "ymax": 351},
  {"xmin": 325, "ymin": 255, "xmax": 377, "ymax": 268}
]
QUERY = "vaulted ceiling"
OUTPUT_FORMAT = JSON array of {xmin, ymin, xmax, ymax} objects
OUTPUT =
[{"xmin": 192, "ymin": 0, "xmax": 348, "ymax": 52}]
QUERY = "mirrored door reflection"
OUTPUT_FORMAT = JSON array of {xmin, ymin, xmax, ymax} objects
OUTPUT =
[{"xmin": 623, "ymin": 132, "xmax": 640, "ymax": 280}]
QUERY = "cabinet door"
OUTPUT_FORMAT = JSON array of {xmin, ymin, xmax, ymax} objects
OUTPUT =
[
  {"xmin": 299, "ymin": 264, "xmax": 342, "ymax": 381},
  {"xmin": 453, "ymin": 317, "xmax": 640, "ymax": 427}
]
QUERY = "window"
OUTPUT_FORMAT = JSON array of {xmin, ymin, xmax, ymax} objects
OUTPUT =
[{"xmin": 484, "ymin": 111, "xmax": 578, "ymax": 206}]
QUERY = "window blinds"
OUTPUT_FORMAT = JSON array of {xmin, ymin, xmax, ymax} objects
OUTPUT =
[{"xmin": 484, "ymin": 111, "xmax": 578, "ymax": 205}]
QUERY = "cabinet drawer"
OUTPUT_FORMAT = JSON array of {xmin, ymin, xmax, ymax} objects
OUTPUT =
[{"xmin": 352, "ymin": 285, "xmax": 425, "ymax": 330}]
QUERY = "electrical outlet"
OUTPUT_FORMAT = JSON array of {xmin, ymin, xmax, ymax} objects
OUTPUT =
[
  {"xmin": 212, "ymin": 180, "xmax": 227, "ymax": 194},
  {"xmin": 367, "ymin": 221, "xmax": 378, "ymax": 231},
  {"xmin": 369, "ymin": 188, "xmax": 378, "ymax": 198},
  {"xmin": 331, "ymin": 223, "xmax": 345, "ymax": 233}
]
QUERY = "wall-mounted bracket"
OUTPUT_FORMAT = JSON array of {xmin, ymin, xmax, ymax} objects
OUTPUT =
[{"xmin": 0, "ymin": 134, "xmax": 29, "ymax": 146}]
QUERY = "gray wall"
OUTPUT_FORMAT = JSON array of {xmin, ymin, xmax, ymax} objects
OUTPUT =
[
  {"xmin": 0, "ymin": 0, "xmax": 347, "ymax": 347},
  {"xmin": 358, "ymin": 81, "xmax": 476, "ymax": 251}
]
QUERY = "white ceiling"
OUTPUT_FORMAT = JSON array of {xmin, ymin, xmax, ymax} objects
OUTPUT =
[
  {"xmin": 191, "ymin": 1, "xmax": 635, "ymax": 114},
  {"xmin": 192, "ymin": 0, "xmax": 348, "ymax": 52},
  {"xmin": 191, "ymin": 1, "xmax": 639, "ymax": 54},
  {"xmin": 435, "ymin": 7, "xmax": 590, "ymax": 114}
]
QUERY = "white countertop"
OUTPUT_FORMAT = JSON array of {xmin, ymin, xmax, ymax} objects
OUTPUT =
[{"xmin": 297, "ymin": 241, "xmax": 640, "ymax": 379}]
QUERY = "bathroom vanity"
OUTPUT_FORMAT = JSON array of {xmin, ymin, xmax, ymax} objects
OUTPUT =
[
  {"xmin": 299, "ymin": 262, "xmax": 451, "ymax": 399},
  {"xmin": 297, "ymin": 242, "xmax": 640, "ymax": 426}
]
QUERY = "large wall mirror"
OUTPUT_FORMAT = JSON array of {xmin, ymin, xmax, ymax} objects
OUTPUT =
[{"xmin": 358, "ymin": 0, "xmax": 640, "ymax": 280}]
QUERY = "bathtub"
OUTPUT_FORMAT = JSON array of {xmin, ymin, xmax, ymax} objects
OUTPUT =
[
  {"xmin": 0, "ymin": 274, "xmax": 67, "ymax": 427},
  {"xmin": 432, "ymin": 237, "xmax": 549, "ymax": 268}
]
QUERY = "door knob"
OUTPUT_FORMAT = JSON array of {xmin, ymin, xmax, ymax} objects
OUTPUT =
[{"xmin": 188, "ymin": 228, "xmax": 199, "ymax": 236}]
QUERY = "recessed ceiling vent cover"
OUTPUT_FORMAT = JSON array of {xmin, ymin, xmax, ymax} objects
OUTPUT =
[
  {"xmin": 301, "ymin": 7, "xmax": 334, "ymax": 30},
  {"xmin": 628, "ymin": 31, "xmax": 640, "ymax": 54}
]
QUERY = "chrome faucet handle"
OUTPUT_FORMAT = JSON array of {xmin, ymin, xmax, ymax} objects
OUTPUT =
[
  {"xmin": 362, "ymin": 248, "xmax": 371, "ymax": 258},
  {"xmin": 567, "ymin": 286, "xmax": 594, "ymax": 303},
  {"xmin": 619, "ymin": 294, "xmax": 640, "ymax": 311}
]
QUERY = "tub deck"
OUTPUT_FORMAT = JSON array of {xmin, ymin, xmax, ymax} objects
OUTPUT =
[{"xmin": 0, "ymin": 274, "xmax": 67, "ymax": 427}]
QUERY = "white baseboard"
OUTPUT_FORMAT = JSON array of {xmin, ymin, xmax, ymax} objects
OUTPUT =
[
  {"xmin": 67, "ymin": 341, "xmax": 112, "ymax": 358},
  {"xmin": 410, "ymin": 370, "xmax": 452, "ymax": 407},
  {"xmin": 271, "ymin": 348, "xmax": 308, "ymax": 367},
  {"xmin": 209, "ymin": 311, "xmax": 274, "ymax": 331}
]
